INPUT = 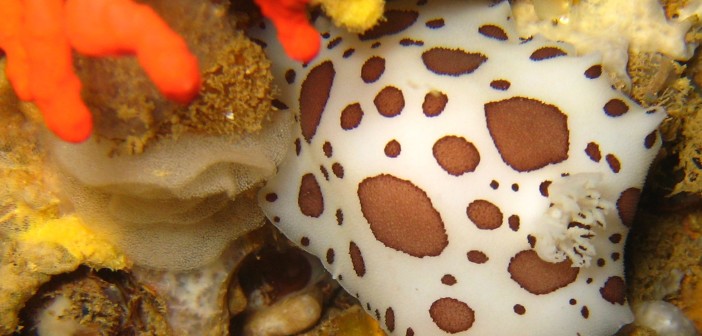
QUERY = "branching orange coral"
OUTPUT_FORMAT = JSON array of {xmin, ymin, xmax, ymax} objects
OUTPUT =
[
  {"xmin": 0, "ymin": 0, "xmax": 201, "ymax": 143},
  {"xmin": 254, "ymin": 0, "xmax": 320, "ymax": 62}
]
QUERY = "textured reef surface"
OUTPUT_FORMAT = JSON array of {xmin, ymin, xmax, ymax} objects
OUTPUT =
[{"xmin": 2, "ymin": 0, "xmax": 702, "ymax": 335}]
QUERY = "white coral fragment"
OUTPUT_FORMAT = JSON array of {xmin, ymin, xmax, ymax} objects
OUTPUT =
[
  {"xmin": 513, "ymin": 0, "xmax": 697, "ymax": 88},
  {"xmin": 534, "ymin": 173, "xmax": 613, "ymax": 267}
]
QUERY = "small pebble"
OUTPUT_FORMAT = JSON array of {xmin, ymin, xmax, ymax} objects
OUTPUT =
[{"xmin": 243, "ymin": 287, "xmax": 323, "ymax": 336}]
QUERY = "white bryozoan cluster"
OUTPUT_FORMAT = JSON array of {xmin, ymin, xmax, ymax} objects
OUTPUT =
[{"xmin": 534, "ymin": 173, "xmax": 614, "ymax": 267}]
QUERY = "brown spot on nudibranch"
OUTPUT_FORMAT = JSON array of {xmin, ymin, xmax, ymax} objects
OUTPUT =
[
  {"xmin": 385, "ymin": 307, "xmax": 396, "ymax": 332},
  {"xmin": 508, "ymin": 215, "xmax": 520, "ymax": 231},
  {"xmin": 604, "ymin": 99, "xmax": 629, "ymax": 117},
  {"xmin": 265, "ymin": 193, "xmax": 278, "ymax": 202},
  {"xmin": 362, "ymin": 56, "xmax": 386, "ymax": 83},
  {"xmin": 429, "ymin": 298, "xmax": 475, "ymax": 333},
  {"xmin": 327, "ymin": 37, "xmax": 342, "ymax": 49},
  {"xmin": 490, "ymin": 79, "xmax": 511, "ymax": 91},
  {"xmin": 514, "ymin": 304, "xmax": 526, "ymax": 315},
  {"xmin": 617, "ymin": 188, "xmax": 641, "ymax": 227},
  {"xmin": 319, "ymin": 165, "xmax": 329, "ymax": 180},
  {"xmin": 609, "ymin": 233, "xmax": 622, "ymax": 244},
  {"xmin": 295, "ymin": 138, "xmax": 302, "ymax": 156},
  {"xmin": 385, "ymin": 140, "xmax": 401, "ymax": 157},
  {"xmin": 585, "ymin": 142, "xmax": 602, "ymax": 162},
  {"xmin": 478, "ymin": 24, "xmax": 508, "ymax": 40},
  {"xmin": 250, "ymin": 38, "xmax": 267, "ymax": 48},
  {"xmin": 508, "ymin": 250, "xmax": 579, "ymax": 294},
  {"xmin": 530, "ymin": 47, "xmax": 567, "ymax": 60},
  {"xmin": 585, "ymin": 65, "xmax": 602, "ymax": 79},
  {"xmin": 441, "ymin": 274, "xmax": 457, "ymax": 286},
  {"xmin": 358, "ymin": 174, "xmax": 449, "ymax": 257},
  {"xmin": 326, "ymin": 248, "xmax": 335, "ymax": 264},
  {"xmin": 425, "ymin": 18, "xmax": 445, "ymax": 29},
  {"xmin": 336, "ymin": 209, "xmax": 344, "ymax": 225},
  {"xmin": 285, "ymin": 69, "xmax": 296, "ymax": 84},
  {"xmin": 423, "ymin": 91, "xmax": 448, "ymax": 117},
  {"xmin": 467, "ymin": 200, "xmax": 503, "ymax": 230},
  {"xmin": 400, "ymin": 38, "xmax": 424, "ymax": 46},
  {"xmin": 349, "ymin": 241, "xmax": 366, "ymax": 277},
  {"xmin": 467, "ymin": 250, "xmax": 488, "ymax": 264},
  {"xmin": 360, "ymin": 10, "xmax": 419, "ymax": 40},
  {"xmin": 540, "ymin": 180, "xmax": 552, "ymax": 197},
  {"xmin": 323, "ymin": 141, "xmax": 333, "ymax": 158},
  {"xmin": 319, "ymin": 166, "xmax": 329, "ymax": 182},
  {"xmin": 341, "ymin": 103, "xmax": 364, "ymax": 130},
  {"xmin": 606, "ymin": 154, "xmax": 621, "ymax": 173},
  {"xmin": 433, "ymin": 136, "xmax": 480, "ymax": 176},
  {"xmin": 271, "ymin": 99, "xmax": 289, "ymax": 110},
  {"xmin": 332, "ymin": 162, "xmax": 345, "ymax": 178},
  {"xmin": 375, "ymin": 86, "xmax": 405, "ymax": 117},
  {"xmin": 527, "ymin": 235, "xmax": 536, "ymax": 248},
  {"xmin": 298, "ymin": 173, "xmax": 324, "ymax": 217},
  {"xmin": 600, "ymin": 276, "xmax": 626, "ymax": 304},
  {"xmin": 644, "ymin": 131, "xmax": 658, "ymax": 149},
  {"xmin": 485, "ymin": 97, "xmax": 569, "ymax": 172},
  {"xmin": 422, "ymin": 48, "xmax": 487, "ymax": 76},
  {"xmin": 300, "ymin": 61, "xmax": 335, "ymax": 142}
]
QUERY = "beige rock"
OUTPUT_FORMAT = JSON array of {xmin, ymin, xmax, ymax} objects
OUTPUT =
[{"xmin": 243, "ymin": 287, "xmax": 323, "ymax": 336}]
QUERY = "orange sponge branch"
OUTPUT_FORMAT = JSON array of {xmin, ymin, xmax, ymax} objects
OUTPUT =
[
  {"xmin": 65, "ymin": 0, "xmax": 201, "ymax": 103},
  {"xmin": 16, "ymin": 0, "xmax": 92, "ymax": 143},
  {"xmin": 0, "ymin": 0, "xmax": 201, "ymax": 143},
  {"xmin": 254, "ymin": 0, "xmax": 320, "ymax": 62},
  {"xmin": 0, "ymin": 0, "xmax": 29, "ymax": 100}
]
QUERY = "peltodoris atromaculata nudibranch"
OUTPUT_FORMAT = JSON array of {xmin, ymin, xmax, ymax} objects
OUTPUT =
[{"xmin": 254, "ymin": 0, "xmax": 665, "ymax": 335}]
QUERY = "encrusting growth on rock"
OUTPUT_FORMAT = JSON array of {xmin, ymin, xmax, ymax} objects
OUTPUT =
[{"xmin": 0, "ymin": 63, "xmax": 129, "ymax": 334}]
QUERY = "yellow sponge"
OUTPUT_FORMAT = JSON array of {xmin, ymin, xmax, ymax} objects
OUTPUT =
[{"xmin": 312, "ymin": 0, "xmax": 384, "ymax": 33}]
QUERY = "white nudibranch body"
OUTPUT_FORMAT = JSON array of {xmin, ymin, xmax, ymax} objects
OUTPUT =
[{"xmin": 253, "ymin": 0, "xmax": 665, "ymax": 335}]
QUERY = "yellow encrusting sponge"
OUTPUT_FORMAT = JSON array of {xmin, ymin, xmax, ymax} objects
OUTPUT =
[{"xmin": 312, "ymin": 0, "xmax": 385, "ymax": 33}]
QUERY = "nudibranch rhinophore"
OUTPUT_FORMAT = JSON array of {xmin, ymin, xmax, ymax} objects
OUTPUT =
[{"xmin": 253, "ymin": 0, "xmax": 665, "ymax": 335}]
